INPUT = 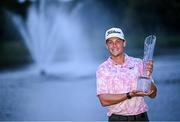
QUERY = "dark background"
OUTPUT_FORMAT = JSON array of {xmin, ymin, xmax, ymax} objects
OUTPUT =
[{"xmin": 0, "ymin": 0, "xmax": 180, "ymax": 70}]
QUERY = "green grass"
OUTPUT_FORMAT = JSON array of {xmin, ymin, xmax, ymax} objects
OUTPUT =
[{"xmin": 0, "ymin": 41, "xmax": 32, "ymax": 69}]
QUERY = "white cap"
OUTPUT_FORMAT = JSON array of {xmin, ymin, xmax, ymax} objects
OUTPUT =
[{"xmin": 105, "ymin": 27, "xmax": 125, "ymax": 41}]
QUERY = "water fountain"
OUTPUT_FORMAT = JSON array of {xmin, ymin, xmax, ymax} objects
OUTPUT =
[
  {"xmin": 0, "ymin": 1, "xmax": 114, "ymax": 120},
  {"xmin": 9, "ymin": 0, "xmax": 96, "ymax": 77}
]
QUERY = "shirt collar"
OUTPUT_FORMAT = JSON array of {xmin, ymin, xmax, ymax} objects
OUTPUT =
[{"xmin": 107, "ymin": 53, "xmax": 129, "ymax": 67}]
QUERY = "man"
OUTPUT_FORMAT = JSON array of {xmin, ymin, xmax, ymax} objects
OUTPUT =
[{"xmin": 96, "ymin": 27, "xmax": 157, "ymax": 121}]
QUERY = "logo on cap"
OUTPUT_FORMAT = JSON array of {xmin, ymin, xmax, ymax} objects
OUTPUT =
[{"xmin": 107, "ymin": 30, "xmax": 121, "ymax": 36}]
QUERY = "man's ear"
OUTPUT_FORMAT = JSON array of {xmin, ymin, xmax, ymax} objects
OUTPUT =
[
  {"xmin": 106, "ymin": 44, "xmax": 108, "ymax": 49},
  {"xmin": 123, "ymin": 40, "xmax": 126, "ymax": 47}
]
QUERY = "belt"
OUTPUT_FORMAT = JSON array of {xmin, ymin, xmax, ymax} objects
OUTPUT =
[{"xmin": 109, "ymin": 112, "xmax": 148, "ymax": 121}]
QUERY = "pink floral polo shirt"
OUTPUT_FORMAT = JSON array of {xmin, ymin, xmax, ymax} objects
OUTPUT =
[{"xmin": 96, "ymin": 54, "xmax": 148, "ymax": 116}]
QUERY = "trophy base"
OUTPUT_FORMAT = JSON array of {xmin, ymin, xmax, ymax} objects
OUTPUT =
[{"xmin": 137, "ymin": 76, "xmax": 152, "ymax": 93}]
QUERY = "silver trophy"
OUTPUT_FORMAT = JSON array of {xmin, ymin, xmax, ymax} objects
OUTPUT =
[{"xmin": 137, "ymin": 35, "xmax": 156, "ymax": 93}]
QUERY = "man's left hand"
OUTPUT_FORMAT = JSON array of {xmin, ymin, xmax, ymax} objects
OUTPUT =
[{"xmin": 145, "ymin": 60, "xmax": 154, "ymax": 77}]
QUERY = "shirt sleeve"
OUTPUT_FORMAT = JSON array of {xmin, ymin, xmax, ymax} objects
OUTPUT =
[{"xmin": 96, "ymin": 67, "xmax": 109, "ymax": 95}]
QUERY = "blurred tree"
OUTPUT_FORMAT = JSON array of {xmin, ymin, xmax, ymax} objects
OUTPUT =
[
  {"xmin": 126, "ymin": 0, "xmax": 180, "ymax": 34},
  {"xmin": 0, "ymin": 0, "xmax": 31, "ymax": 42},
  {"xmin": 98, "ymin": 0, "xmax": 180, "ymax": 35},
  {"xmin": 157, "ymin": 0, "xmax": 180, "ymax": 34},
  {"xmin": 99, "ymin": 0, "xmax": 128, "ymax": 17},
  {"xmin": 0, "ymin": 0, "xmax": 30, "ymax": 17}
]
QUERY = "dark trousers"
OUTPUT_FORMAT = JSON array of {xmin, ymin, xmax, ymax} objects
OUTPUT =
[{"xmin": 108, "ymin": 112, "xmax": 149, "ymax": 122}]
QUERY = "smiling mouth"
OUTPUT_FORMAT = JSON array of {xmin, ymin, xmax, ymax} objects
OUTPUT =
[
  {"xmin": 112, "ymin": 49, "xmax": 120, "ymax": 52},
  {"xmin": 111, "ymin": 49, "xmax": 120, "ymax": 54}
]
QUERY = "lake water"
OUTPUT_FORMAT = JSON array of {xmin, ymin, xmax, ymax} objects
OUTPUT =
[{"xmin": 0, "ymin": 53, "xmax": 180, "ymax": 121}]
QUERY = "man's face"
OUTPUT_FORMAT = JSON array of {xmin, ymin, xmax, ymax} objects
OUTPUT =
[{"xmin": 106, "ymin": 37, "xmax": 126, "ymax": 57}]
